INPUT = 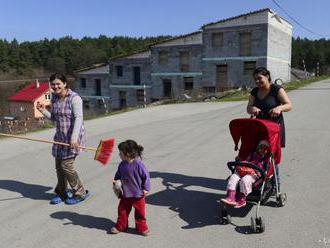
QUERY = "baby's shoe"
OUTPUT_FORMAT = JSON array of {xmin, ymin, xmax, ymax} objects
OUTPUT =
[
  {"xmin": 234, "ymin": 192, "xmax": 247, "ymax": 208},
  {"xmin": 221, "ymin": 190, "xmax": 237, "ymax": 206}
]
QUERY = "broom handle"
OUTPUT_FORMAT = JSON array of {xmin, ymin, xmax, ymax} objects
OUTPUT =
[{"xmin": 0, "ymin": 133, "xmax": 97, "ymax": 151}]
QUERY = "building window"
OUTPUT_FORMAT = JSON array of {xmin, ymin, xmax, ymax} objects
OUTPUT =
[
  {"xmin": 184, "ymin": 77, "xmax": 194, "ymax": 91},
  {"xmin": 158, "ymin": 51, "xmax": 168, "ymax": 64},
  {"xmin": 95, "ymin": 79, "xmax": 102, "ymax": 96},
  {"xmin": 212, "ymin": 32, "xmax": 223, "ymax": 47},
  {"xmin": 116, "ymin": 66, "xmax": 123, "ymax": 77},
  {"xmin": 163, "ymin": 79, "xmax": 172, "ymax": 98},
  {"xmin": 133, "ymin": 67, "xmax": 141, "ymax": 85},
  {"xmin": 239, "ymin": 32, "xmax": 251, "ymax": 56},
  {"xmin": 180, "ymin": 51, "xmax": 190, "ymax": 72},
  {"xmin": 80, "ymin": 78, "xmax": 86, "ymax": 88},
  {"xmin": 136, "ymin": 89, "xmax": 145, "ymax": 104},
  {"xmin": 244, "ymin": 61, "xmax": 256, "ymax": 75},
  {"xmin": 216, "ymin": 64, "xmax": 228, "ymax": 89},
  {"xmin": 119, "ymin": 91, "xmax": 127, "ymax": 108}
]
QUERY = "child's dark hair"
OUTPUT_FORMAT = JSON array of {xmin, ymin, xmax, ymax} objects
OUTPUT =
[
  {"xmin": 253, "ymin": 67, "xmax": 272, "ymax": 83},
  {"xmin": 118, "ymin": 140, "xmax": 144, "ymax": 159}
]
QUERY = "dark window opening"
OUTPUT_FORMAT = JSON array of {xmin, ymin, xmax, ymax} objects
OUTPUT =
[
  {"xmin": 80, "ymin": 78, "xmax": 86, "ymax": 88},
  {"xmin": 95, "ymin": 79, "xmax": 102, "ymax": 96},
  {"xmin": 133, "ymin": 67, "xmax": 141, "ymax": 85},
  {"xmin": 180, "ymin": 51, "xmax": 190, "ymax": 72},
  {"xmin": 212, "ymin": 32, "xmax": 223, "ymax": 47},
  {"xmin": 159, "ymin": 51, "xmax": 168, "ymax": 64},
  {"xmin": 239, "ymin": 33, "xmax": 251, "ymax": 56},
  {"xmin": 244, "ymin": 61, "xmax": 256, "ymax": 75},
  {"xmin": 163, "ymin": 79, "xmax": 172, "ymax": 98},
  {"xmin": 184, "ymin": 77, "xmax": 194, "ymax": 91},
  {"xmin": 116, "ymin": 66, "xmax": 123, "ymax": 77}
]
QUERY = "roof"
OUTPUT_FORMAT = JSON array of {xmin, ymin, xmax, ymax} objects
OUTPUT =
[
  {"xmin": 74, "ymin": 63, "xmax": 109, "ymax": 74},
  {"xmin": 149, "ymin": 31, "xmax": 202, "ymax": 47},
  {"xmin": 109, "ymin": 49, "xmax": 151, "ymax": 61},
  {"xmin": 9, "ymin": 81, "xmax": 49, "ymax": 102},
  {"xmin": 201, "ymin": 8, "xmax": 291, "ymax": 29}
]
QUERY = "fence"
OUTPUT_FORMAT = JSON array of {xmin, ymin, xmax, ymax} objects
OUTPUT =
[{"xmin": 0, "ymin": 118, "xmax": 52, "ymax": 134}]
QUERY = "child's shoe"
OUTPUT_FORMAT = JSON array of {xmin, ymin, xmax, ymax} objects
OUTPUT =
[
  {"xmin": 234, "ymin": 192, "xmax": 247, "ymax": 208},
  {"xmin": 110, "ymin": 227, "xmax": 121, "ymax": 234},
  {"xmin": 221, "ymin": 190, "xmax": 237, "ymax": 206},
  {"xmin": 141, "ymin": 229, "xmax": 149, "ymax": 236}
]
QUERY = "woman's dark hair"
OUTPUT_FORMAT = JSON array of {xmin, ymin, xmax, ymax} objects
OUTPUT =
[
  {"xmin": 118, "ymin": 140, "xmax": 144, "ymax": 159},
  {"xmin": 49, "ymin": 73, "xmax": 68, "ymax": 88},
  {"xmin": 253, "ymin": 67, "xmax": 272, "ymax": 83}
]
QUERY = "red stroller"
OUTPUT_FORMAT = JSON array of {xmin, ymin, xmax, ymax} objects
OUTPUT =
[{"xmin": 220, "ymin": 118, "xmax": 287, "ymax": 233}]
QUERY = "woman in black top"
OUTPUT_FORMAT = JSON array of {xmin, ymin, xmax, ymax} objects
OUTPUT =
[{"xmin": 247, "ymin": 67, "xmax": 292, "ymax": 190}]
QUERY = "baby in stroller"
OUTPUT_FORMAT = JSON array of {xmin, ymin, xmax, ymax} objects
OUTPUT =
[{"xmin": 221, "ymin": 140, "xmax": 271, "ymax": 208}]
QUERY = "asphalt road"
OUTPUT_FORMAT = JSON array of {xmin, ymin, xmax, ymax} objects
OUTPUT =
[{"xmin": 1, "ymin": 79, "xmax": 330, "ymax": 248}]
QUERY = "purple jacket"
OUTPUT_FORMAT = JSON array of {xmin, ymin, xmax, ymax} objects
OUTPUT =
[{"xmin": 114, "ymin": 159, "xmax": 151, "ymax": 198}]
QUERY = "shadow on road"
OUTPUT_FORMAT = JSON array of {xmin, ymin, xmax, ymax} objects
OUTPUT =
[
  {"xmin": 0, "ymin": 180, "xmax": 53, "ymax": 201},
  {"xmin": 50, "ymin": 212, "xmax": 115, "ymax": 232},
  {"xmin": 147, "ymin": 171, "xmax": 229, "ymax": 229}
]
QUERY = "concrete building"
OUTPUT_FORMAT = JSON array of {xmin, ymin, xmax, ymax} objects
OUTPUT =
[
  {"xmin": 201, "ymin": 8, "xmax": 292, "ymax": 90},
  {"xmin": 74, "ymin": 63, "xmax": 111, "ymax": 113},
  {"xmin": 108, "ymin": 50, "xmax": 152, "ymax": 109},
  {"xmin": 75, "ymin": 8, "xmax": 292, "ymax": 110}
]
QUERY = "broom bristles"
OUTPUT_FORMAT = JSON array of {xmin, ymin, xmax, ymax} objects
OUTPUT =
[{"xmin": 94, "ymin": 139, "xmax": 115, "ymax": 165}]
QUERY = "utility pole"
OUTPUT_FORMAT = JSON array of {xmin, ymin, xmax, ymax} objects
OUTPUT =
[
  {"xmin": 316, "ymin": 61, "xmax": 320, "ymax": 77},
  {"xmin": 143, "ymin": 84, "xmax": 147, "ymax": 108},
  {"xmin": 302, "ymin": 59, "xmax": 307, "ymax": 77}
]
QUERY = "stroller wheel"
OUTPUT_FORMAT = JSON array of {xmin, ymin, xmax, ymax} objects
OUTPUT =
[
  {"xmin": 251, "ymin": 217, "xmax": 257, "ymax": 233},
  {"xmin": 277, "ymin": 193, "xmax": 287, "ymax": 207},
  {"xmin": 220, "ymin": 209, "xmax": 231, "ymax": 225},
  {"xmin": 258, "ymin": 217, "xmax": 265, "ymax": 233}
]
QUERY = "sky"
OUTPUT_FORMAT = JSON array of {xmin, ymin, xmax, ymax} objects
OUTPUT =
[{"xmin": 0, "ymin": 0, "xmax": 329, "ymax": 42}]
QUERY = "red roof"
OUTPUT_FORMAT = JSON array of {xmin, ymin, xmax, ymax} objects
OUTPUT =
[{"xmin": 9, "ymin": 81, "xmax": 49, "ymax": 102}]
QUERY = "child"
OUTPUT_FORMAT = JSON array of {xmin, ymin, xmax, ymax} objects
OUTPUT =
[
  {"xmin": 221, "ymin": 140, "xmax": 270, "ymax": 208},
  {"xmin": 110, "ymin": 140, "xmax": 151, "ymax": 236}
]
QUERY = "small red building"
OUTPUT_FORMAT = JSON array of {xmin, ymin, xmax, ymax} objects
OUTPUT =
[{"xmin": 8, "ymin": 81, "xmax": 51, "ymax": 119}]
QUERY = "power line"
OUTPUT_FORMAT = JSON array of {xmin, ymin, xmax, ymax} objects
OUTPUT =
[{"xmin": 270, "ymin": 0, "xmax": 325, "ymax": 37}]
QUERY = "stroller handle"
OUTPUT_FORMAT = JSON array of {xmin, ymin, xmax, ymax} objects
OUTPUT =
[{"xmin": 227, "ymin": 161, "xmax": 266, "ymax": 180}]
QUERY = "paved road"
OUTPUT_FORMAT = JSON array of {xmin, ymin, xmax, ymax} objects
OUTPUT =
[{"xmin": 1, "ymin": 79, "xmax": 330, "ymax": 248}]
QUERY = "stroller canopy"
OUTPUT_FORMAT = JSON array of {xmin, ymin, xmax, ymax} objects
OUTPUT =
[{"xmin": 229, "ymin": 118, "xmax": 281, "ymax": 165}]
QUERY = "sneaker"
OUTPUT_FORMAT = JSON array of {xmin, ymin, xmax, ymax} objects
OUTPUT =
[
  {"xmin": 50, "ymin": 190, "xmax": 73, "ymax": 205},
  {"xmin": 140, "ymin": 230, "xmax": 149, "ymax": 236},
  {"xmin": 110, "ymin": 227, "xmax": 120, "ymax": 234},
  {"xmin": 234, "ymin": 193, "xmax": 246, "ymax": 208},
  {"xmin": 221, "ymin": 189, "xmax": 237, "ymax": 206},
  {"xmin": 221, "ymin": 198, "xmax": 237, "ymax": 206},
  {"xmin": 65, "ymin": 190, "xmax": 90, "ymax": 205},
  {"xmin": 234, "ymin": 200, "xmax": 246, "ymax": 208},
  {"xmin": 50, "ymin": 195, "xmax": 63, "ymax": 205}
]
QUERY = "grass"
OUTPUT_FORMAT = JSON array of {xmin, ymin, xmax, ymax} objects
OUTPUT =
[{"xmin": 217, "ymin": 75, "xmax": 329, "ymax": 102}]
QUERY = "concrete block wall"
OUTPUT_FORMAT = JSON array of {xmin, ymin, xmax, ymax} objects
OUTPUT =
[{"xmin": 150, "ymin": 45, "xmax": 203, "ymax": 99}]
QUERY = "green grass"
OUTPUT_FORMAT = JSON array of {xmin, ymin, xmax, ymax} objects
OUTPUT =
[{"xmin": 217, "ymin": 76, "xmax": 329, "ymax": 102}]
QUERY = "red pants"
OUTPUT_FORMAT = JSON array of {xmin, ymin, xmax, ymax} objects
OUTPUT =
[{"xmin": 115, "ymin": 196, "xmax": 148, "ymax": 233}]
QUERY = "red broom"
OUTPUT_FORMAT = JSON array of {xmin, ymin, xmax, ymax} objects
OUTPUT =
[{"xmin": 0, "ymin": 133, "xmax": 115, "ymax": 165}]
